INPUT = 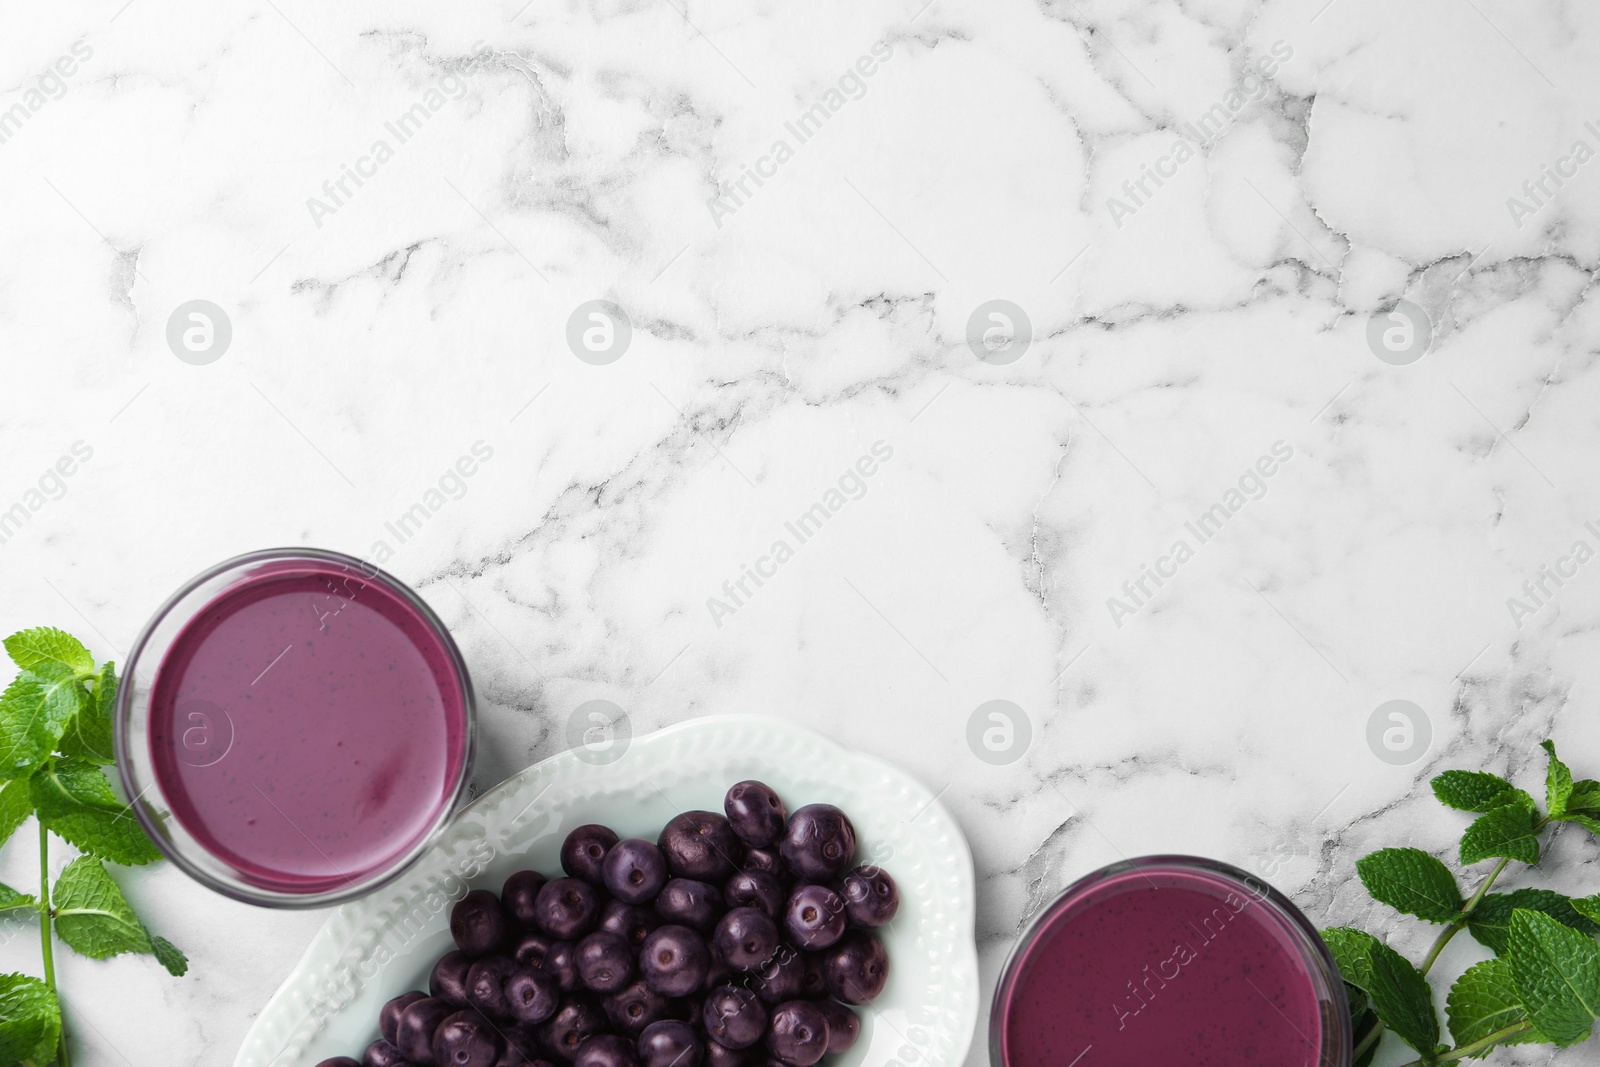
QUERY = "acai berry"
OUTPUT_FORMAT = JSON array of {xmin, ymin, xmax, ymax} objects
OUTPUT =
[
  {"xmin": 654, "ymin": 878, "xmax": 723, "ymax": 933},
  {"xmin": 765, "ymin": 1001, "xmax": 830, "ymax": 1067},
  {"xmin": 431, "ymin": 952, "xmax": 473, "ymax": 1006},
  {"xmin": 577, "ymin": 930, "xmax": 637, "ymax": 993},
  {"xmin": 723, "ymin": 781, "xmax": 786, "ymax": 847},
  {"xmin": 599, "ymin": 899, "xmax": 660, "ymax": 949},
  {"xmin": 783, "ymin": 884, "xmax": 846, "ymax": 951},
  {"xmin": 536, "ymin": 877, "xmax": 603, "ymax": 940},
  {"xmin": 452, "ymin": 889, "xmax": 508, "ymax": 955},
  {"xmin": 466, "ymin": 955, "xmax": 519, "ymax": 1020},
  {"xmin": 701, "ymin": 985, "xmax": 767, "ymax": 1050},
  {"xmin": 658, "ymin": 811, "xmax": 742, "ymax": 881},
  {"xmin": 638, "ymin": 1020, "xmax": 704, "ymax": 1067},
  {"xmin": 823, "ymin": 930, "xmax": 889, "ymax": 1004},
  {"xmin": 840, "ymin": 865, "xmax": 899, "ymax": 927},
  {"xmin": 638, "ymin": 925, "xmax": 711, "ymax": 997},
  {"xmin": 395, "ymin": 997, "xmax": 456, "ymax": 1064},
  {"xmin": 779, "ymin": 805, "xmax": 856, "ymax": 882},
  {"xmin": 712, "ymin": 907, "xmax": 779, "ymax": 971},
  {"xmin": 723, "ymin": 870, "xmax": 784, "ymax": 920},
  {"xmin": 573, "ymin": 1033, "xmax": 641, "ymax": 1067},
  {"xmin": 379, "ymin": 991, "xmax": 427, "ymax": 1045},
  {"xmin": 813, "ymin": 999, "xmax": 861, "ymax": 1053},
  {"xmin": 503, "ymin": 870, "xmax": 549, "ymax": 929},
  {"xmin": 602, "ymin": 979, "xmax": 674, "ymax": 1037},
  {"xmin": 563, "ymin": 824, "xmax": 621, "ymax": 886},
  {"xmin": 506, "ymin": 968, "xmax": 560, "ymax": 1025},
  {"xmin": 433, "ymin": 1008, "xmax": 504, "ymax": 1067},
  {"xmin": 602, "ymin": 839, "xmax": 669, "ymax": 905}
]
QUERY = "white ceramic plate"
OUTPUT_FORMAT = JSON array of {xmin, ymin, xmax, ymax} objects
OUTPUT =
[{"xmin": 236, "ymin": 714, "xmax": 978, "ymax": 1067}]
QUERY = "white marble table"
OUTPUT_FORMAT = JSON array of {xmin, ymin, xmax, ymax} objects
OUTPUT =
[{"xmin": 2, "ymin": 0, "xmax": 1598, "ymax": 1064}]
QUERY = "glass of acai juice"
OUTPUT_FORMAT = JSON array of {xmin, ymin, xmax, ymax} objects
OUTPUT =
[
  {"xmin": 116, "ymin": 548, "xmax": 476, "ymax": 907},
  {"xmin": 993, "ymin": 855, "xmax": 1351, "ymax": 1067}
]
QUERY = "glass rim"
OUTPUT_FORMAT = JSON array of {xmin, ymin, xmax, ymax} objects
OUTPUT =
[
  {"xmin": 114, "ymin": 546, "xmax": 478, "ymax": 909},
  {"xmin": 991, "ymin": 853, "xmax": 1352, "ymax": 1067}
]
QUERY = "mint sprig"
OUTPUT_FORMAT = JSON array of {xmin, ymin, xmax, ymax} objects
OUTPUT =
[
  {"xmin": 0, "ymin": 626, "xmax": 186, "ymax": 1067},
  {"xmin": 1323, "ymin": 739, "xmax": 1600, "ymax": 1065}
]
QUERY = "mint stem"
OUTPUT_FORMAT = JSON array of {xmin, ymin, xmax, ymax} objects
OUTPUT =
[
  {"xmin": 1351, "ymin": 1017, "xmax": 1385, "ymax": 1062},
  {"xmin": 37, "ymin": 822, "xmax": 69, "ymax": 1067},
  {"xmin": 1392, "ymin": 1021, "xmax": 1535, "ymax": 1066},
  {"xmin": 1419, "ymin": 831, "xmax": 1539, "ymax": 977}
]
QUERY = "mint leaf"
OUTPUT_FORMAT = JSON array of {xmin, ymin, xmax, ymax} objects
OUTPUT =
[
  {"xmin": 1432, "ymin": 770, "xmax": 1527, "ymax": 813},
  {"xmin": 1562, "ymin": 812, "xmax": 1600, "ymax": 837},
  {"xmin": 52, "ymin": 856, "xmax": 154, "ymax": 960},
  {"xmin": 1367, "ymin": 939, "xmax": 1439, "ymax": 1053},
  {"xmin": 0, "ymin": 664, "xmax": 88, "ymax": 780},
  {"xmin": 1544, "ymin": 740, "xmax": 1574, "ymax": 817},
  {"xmin": 31, "ymin": 759, "xmax": 161, "ymax": 866},
  {"xmin": 1556, "ymin": 775, "xmax": 1600, "ymax": 838},
  {"xmin": 0, "ymin": 972, "xmax": 60, "ymax": 1065},
  {"xmin": 1569, "ymin": 780, "xmax": 1600, "ymax": 814},
  {"xmin": 1447, "ymin": 957, "xmax": 1545, "ymax": 1051},
  {"xmin": 52, "ymin": 858, "xmax": 185, "ymax": 976},
  {"xmin": 0, "ymin": 882, "xmax": 34, "ymax": 913},
  {"xmin": 151, "ymin": 935, "xmax": 188, "ymax": 977},
  {"xmin": 3, "ymin": 628, "xmax": 92, "ymax": 674},
  {"xmin": 1573, "ymin": 895, "xmax": 1600, "ymax": 925},
  {"xmin": 58, "ymin": 660, "xmax": 115, "ymax": 765},
  {"xmin": 1507, "ymin": 908, "xmax": 1600, "ymax": 1046},
  {"xmin": 1356, "ymin": 848, "xmax": 1464, "ymax": 923},
  {"xmin": 1346, "ymin": 983, "xmax": 1369, "ymax": 1017},
  {"xmin": 1322, "ymin": 927, "xmax": 1381, "ymax": 990},
  {"xmin": 0, "ymin": 779, "xmax": 31, "ymax": 852},
  {"xmin": 1469, "ymin": 889, "xmax": 1600, "ymax": 955},
  {"xmin": 1459, "ymin": 800, "xmax": 1540, "ymax": 865},
  {"xmin": 1569, "ymin": 779, "xmax": 1600, "ymax": 807}
]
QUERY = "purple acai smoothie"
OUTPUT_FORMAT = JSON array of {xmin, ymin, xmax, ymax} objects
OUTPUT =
[
  {"xmin": 998, "ymin": 863, "xmax": 1331, "ymax": 1067},
  {"xmin": 148, "ymin": 563, "xmax": 468, "ymax": 894}
]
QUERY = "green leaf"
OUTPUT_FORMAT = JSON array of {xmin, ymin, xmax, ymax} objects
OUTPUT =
[
  {"xmin": 1544, "ymin": 740, "xmax": 1574, "ymax": 817},
  {"xmin": 0, "ymin": 972, "xmax": 60, "ymax": 1065},
  {"xmin": 1568, "ymin": 780, "xmax": 1600, "ymax": 814},
  {"xmin": 1446, "ymin": 957, "xmax": 1546, "ymax": 1053},
  {"xmin": 31, "ymin": 759, "xmax": 161, "ymax": 866},
  {"xmin": 1506, "ymin": 908, "xmax": 1600, "ymax": 1046},
  {"xmin": 0, "ymin": 779, "xmax": 32, "ymax": 852},
  {"xmin": 151, "ymin": 935, "xmax": 188, "ymax": 977},
  {"xmin": 1562, "ymin": 812, "xmax": 1600, "ymax": 837},
  {"xmin": 1356, "ymin": 848, "xmax": 1464, "ymax": 922},
  {"xmin": 1322, "ymin": 927, "xmax": 1382, "ymax": 990},
  {"xmin": 3, "ymin": 627, "xmax": 92, "ymax": 674},
  {"xmin": 1573, "ymin": 895, "xmax": 1600, "ymax": 925},
  {"xmin": 58, "ymin": 660, "xmax": 116, "ymax": 765},
  {"xmin": 1345, "ymin": 983, "xmax": 1369, "ymax": 1017},
  {"xmin": 0, "ymin": 663, "xmax": 88, "ymax": 780},
  {"xmin": 1459, "ymin": 800, "xmax": 1541, "ymax": 865},
  {"xmin": 1468, "ymin": 889, "xmax": 1600, "ymax": 955},
  {"xmin": 52, "ymin": 856, "xmax": 154, "ymax": 960},
  {"xmin": 0, "ymin": 882, "xmax": 34, "ymax": 914},
  {"xmin": 1432, "ymin": 770, "xmax": 1528, "ymax": 813},
  {"xmin": 1367, "ymin": 939, "xmax": 1440, "ymax": 1053}
]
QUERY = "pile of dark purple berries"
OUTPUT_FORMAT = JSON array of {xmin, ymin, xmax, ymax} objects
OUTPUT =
[{"xmin": 316, "ymin": 781, "xmax": 898, "ymax": 1067}]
